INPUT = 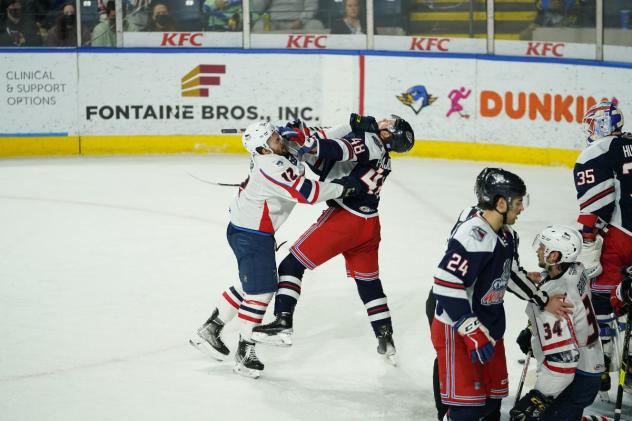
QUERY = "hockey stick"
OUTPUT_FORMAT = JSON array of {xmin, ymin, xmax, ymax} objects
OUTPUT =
[
  {"xmin": 186, "ymin": 172, "xmax": 240, "ymax": 187},
  {"xmin": 515, "ymin": 350, "xmax": 533, "ymax": 405},
  {"xmin": 614, "ymin": 311, "xmax": 632, "ymax": 421},
  {"xmin": 583, "ymin": 416, "xmax": 616, "ymax": 421},
  {"xmin": 220, "ymin": 125, "xmax": 331, "ymax": 134}
]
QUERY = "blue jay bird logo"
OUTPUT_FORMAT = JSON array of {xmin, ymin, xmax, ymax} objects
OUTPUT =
[{"xmin": 396, "ymin": 85, "xmax": 437, "ymax": 115}]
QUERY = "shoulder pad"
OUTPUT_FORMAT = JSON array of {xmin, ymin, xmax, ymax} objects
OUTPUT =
[{"xmin": 453, "ymin": 217, "xmax": 496, "ymax": 252}]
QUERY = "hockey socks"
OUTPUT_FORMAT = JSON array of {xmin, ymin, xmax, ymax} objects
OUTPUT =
[
  {"xmin": 217, "ymin": 285, "xmax": 244, "ymax": 324},
  {"xmin": 274, "ymin": 254, "xmax": 307, "ymax": 315},
  {"xmin": 237, "ymin": 293, "xmax": 273, "ymax": 341},
  {"xmin": 354, "ymin": 277, "xmax": 392, "ymax": 335}
]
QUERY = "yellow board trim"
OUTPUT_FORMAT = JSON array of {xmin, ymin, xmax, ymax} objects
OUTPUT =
[
  {"xmin": 0, "ymin": 135, "xmax": 580, "ymax": 167},
  {"xmin": 411, "ymin": 11, "xmax": 537, "ymax": 21},
  {"xmin": 80, "ymin": 135, "xmax": 244, "ymax": 155},
  {"xmin": 407, "ymin": 33, "xmax": 521, "ymax": 40},
  {"xmin": 408, "ymin": 140, "xmax": 579, "ymax": 167},
  {"xmin": 0, "ymin": 136, "xmax": 80, "ymax": 157}
]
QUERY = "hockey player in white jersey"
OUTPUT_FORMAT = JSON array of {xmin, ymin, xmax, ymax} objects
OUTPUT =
[
  {"xmin": 190, "ymin": 121, "xmax": 362, "ymax": 378},
  {"xmin": 511, "ymin": 225, "xmax": 604, "ymax": 420}
]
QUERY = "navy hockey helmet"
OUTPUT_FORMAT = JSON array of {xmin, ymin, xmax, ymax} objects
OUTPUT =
[
  {"xmin": 475, "ymin": 167, "xmax": 527, "ymax": 210},
  {"xmin": 384, "ymin": 117, "xmax": 415, "ymax": 153}
]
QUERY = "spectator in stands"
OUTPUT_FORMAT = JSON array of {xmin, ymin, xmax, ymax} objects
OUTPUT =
[
  {"xmin": 145, "ymin": 2, "xmax": 175, "ymax": 31},
  {"xmin": 90, "ymin": 0, "xmax": 115, "ymax": 46},
  {"xmin": 203, "ymin": 0, "xmax": 241, "ymax": 31},
  {"xmin": 28, "ymin": 0, "xmax": 55, "ymax": 39},
  {"xmin": 251, "ymin": 0, "xmax": 324, "ymax": 32},
  {"xmin": 124, "ymin": 0, "xmax": 150, "ymax": 31},
  {"xmin": 535, "ymin": 0, "xmax": 578, "ymax": 26},
  {"xmin": 46, "ymin": 3, "xmax": 88, "ymax": 46},
  {"xmin": 330, "ymin": 0, "xmax": 363, "ymax": 34},
  {"xmin": 0, "ymin": 0, "xmax": 42, "ymax": 45}
]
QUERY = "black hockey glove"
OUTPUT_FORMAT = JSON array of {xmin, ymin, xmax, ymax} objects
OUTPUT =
[
  {"xmin": 349, "ymin": 113, "xmax": 379, "ymax": 133},
  {"xmin": 509, "ymin": 389, "xmax": 552, "ymax": 421},
  {"xmin": 622, "ymin": 266, "xmax": 632, "ymax": 304},
  {"xmin": 516, "ymin": 326, "xmax": 532, "ymax": 355},
  {"xmin": 332, "ymin": 176, "xmax": 366, "ymax": 198}
]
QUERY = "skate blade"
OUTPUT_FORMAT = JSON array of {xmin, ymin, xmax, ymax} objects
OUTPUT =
[
  {"xmin": 385, "ymin": 353, "xmax": 398, "ymax": 366},
  {"xmin": 232, "ymin": 364, "xmax": 262, "ymax": 379},
  {"xmin": 189, "ymin": 337, "xmax": 228, "ymax": 361},
  {"xmin": 251, "ymin": 331, "xmax": 292, "ymax": 347}
]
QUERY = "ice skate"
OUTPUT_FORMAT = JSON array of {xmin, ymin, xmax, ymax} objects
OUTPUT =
[
  {"xmin": 233, "ymin": 336, "xmax": 264, "ymax": 379},
  {"xmin": 189, "ymin": 308, "xmax": 230, "ymax": 361},
  {"xmin": 251, "ymin": 312, "xmax": 293, "ymax": 346},
  {"xmin": 376, "ymin": 324, "xmax": 397, "ymax": 366}
]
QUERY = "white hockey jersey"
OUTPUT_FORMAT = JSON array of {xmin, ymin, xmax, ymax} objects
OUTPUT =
[
  {"xmin": 526, "ymin": 262, "xmax": 605, "ymax": 398},
  {"xmin": 229, "ymin": 153, "xmax": 343, "ymax": 234}
]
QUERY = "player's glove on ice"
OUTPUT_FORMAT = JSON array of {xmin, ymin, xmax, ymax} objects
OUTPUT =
[
  {"xmin": 349, "ymin": 113, "xmax": 379, "ymax": 133},
  {"xmin": 454, "ymin": 314, "xmax": 495, "ymax": 364},
  {"xmin": 516, "ymin": 326, "xmax": 532, "ymax": 355},
  {"xmin": 510, "ymin": 389, "xmax": 552, "ymax": 421}
]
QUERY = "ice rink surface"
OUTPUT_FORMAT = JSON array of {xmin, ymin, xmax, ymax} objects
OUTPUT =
[{"xmin": 1, "ymin": 154, "xmax": 630, "ymax": 421}]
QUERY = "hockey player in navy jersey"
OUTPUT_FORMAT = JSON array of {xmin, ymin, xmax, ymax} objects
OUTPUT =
[
  {"xmin": 574, "ymin": 100, "xmax": 632, "ymax": 390},
  {"xmin": 191, "ymin": 121, "xmax": 361, "ymax": 378},
  {"xmin": 510, "ymin": 225, "xmax": 604, "ymax": 421},
  {"xmin": 250, "ymin": 114, "xmax": 414, "ymax": 362},
  {"xmin": 430, "ymin": 168, "xmax": 574, "ymax": 421}
]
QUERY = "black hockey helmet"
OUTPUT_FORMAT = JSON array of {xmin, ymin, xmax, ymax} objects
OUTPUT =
[
  {"xmin": 475, "ymin": 167, "xmax": 527, "ymax": 210},
  {"xmin": 384, "ymin": 116, "xmax": 415, "ymax": 153}
]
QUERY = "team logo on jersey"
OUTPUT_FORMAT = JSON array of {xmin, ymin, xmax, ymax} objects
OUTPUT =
[
  {"xmin": 481, "ymin": 259, "xmax": 511, "ymax": 305},
  {"xmin": 469, "ymin": 226, "xmax": 487, "ymax": 242},
  {"xmin": 396, "ymin": 85, "xmax": 437, "ymax": 115}
]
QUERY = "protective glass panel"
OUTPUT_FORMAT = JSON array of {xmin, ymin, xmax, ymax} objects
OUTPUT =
[
  {"xmin": 604, "ymin": 0, "xmax": 632, "ymax": 46},
  {"xmin": 410, "ymin": 0, "xmax": 485, "ymax": 39},
  {"xmin": 0, "ymin": 0, "xmax": 48, "ymax": 46},
  {"xmin": 249, "ymin": 0, "xmax": 325, "ymax": 33}
]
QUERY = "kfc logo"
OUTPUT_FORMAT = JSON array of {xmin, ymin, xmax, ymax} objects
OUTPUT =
[
  {"xmin": 409, "ymin": 37, "xmax": 449, "ymax": 52},
  {"xmin": 286, "ymin": 35, "xmax": 327, "ymax": 49},
  {"xmin": 526, "ymin": 42, "xmax": 564, "ymax": 57},
  {"xmin": 161, "ymin": 32, "xmax": 203, "ymax": 47}
]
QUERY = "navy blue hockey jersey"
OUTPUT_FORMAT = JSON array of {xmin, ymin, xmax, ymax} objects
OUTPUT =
[
  {"xmin": 433, "ymin": 208, "xmax": 544, "ymax": 341},
  {"xmin": 574, "ymin": 133, "xmax": 632, "ymax": 236},
  {"xmin": 305, "ymin": 130, "xmax": 390, "ymax": 217}
]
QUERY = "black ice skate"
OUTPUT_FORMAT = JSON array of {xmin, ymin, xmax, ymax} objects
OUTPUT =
[
  {"xmin": 376, "ymin": 324, "xmax": 397, "ymax": 366},
  {"xmin": 189, "ymin": 308, "xmax": 230, "ymax": 361},
  {"xmin": 251, "ymin": 312, "xmax": 293, "ymax": 346},
  {"xmin": 233, "ymin": 336, "xmax": 264, "ymax": 379}
]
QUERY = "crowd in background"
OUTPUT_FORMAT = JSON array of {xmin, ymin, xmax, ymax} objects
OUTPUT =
[{"xmin": 1, "ymin": 0, "xmax": 631, "ymax": 47}]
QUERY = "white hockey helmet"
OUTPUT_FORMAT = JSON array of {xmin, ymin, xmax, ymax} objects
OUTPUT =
[
  {"xmin": 532, "ymin": 224, "xmax": 583, "ymax": 264},
  {"xmin": 242, "ymin": 122, "xmax": 276, "ymax": 155}
]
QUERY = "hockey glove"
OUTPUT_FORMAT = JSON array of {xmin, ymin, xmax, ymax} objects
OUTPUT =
[
  {"xmin": 349, "ymin": 113, "xmax": 379, "ymax": 133},
  {"xmin": 331, "ymin": 176, "xmax": 366, "ymax": 198},
  {"xmin": 297, "ymin": 133, "xmax": 321, "ymax": 157},
  {"xmin": 516, "ymin": 326, "xmax": 532, "ymax": 355},
  {"xmin": 611, "ymin": 267, "xmax": 632, "ymax": 316},
  {"xmin": 454, "ymin": 314, "xmax": 495, "ymax": 364},
  {"xmin": 509, "ymin": 389, "xmax": 552, "ymax": 421}
]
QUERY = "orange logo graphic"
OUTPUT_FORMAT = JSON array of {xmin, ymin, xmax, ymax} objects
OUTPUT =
[{"xmin": 181, "ymin": 65, "xmax": 226, "ymax": 97}]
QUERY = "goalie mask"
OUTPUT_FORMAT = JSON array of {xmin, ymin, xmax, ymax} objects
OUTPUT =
[
  {"xmin": 582, "ymin": 100, "xmax": 624, "ymax": 146},
  {"xmin": 242, "ymin": 122, "xmax": 275, "ymax": 155},
  {"xmin": 533, "ymin": 224, "xmax": 582, "ymax": 265}
]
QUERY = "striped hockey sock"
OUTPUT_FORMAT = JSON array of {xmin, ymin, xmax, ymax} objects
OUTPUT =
[
  {"xmin": 354, "ymin": 277, "xmax": 391, "ymax": 335},
  {"xmin": 216, "ymin": 285, "xmax": 244, "ymax": 324},
  {"xmin": 238, "ymin": 293, "xmax": 273, "ymax": 341}
]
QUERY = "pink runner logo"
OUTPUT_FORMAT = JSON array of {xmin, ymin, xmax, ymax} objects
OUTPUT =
[{"xmin": 446, "ymin": 87, "xmax": 471, "ymax": 119}]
